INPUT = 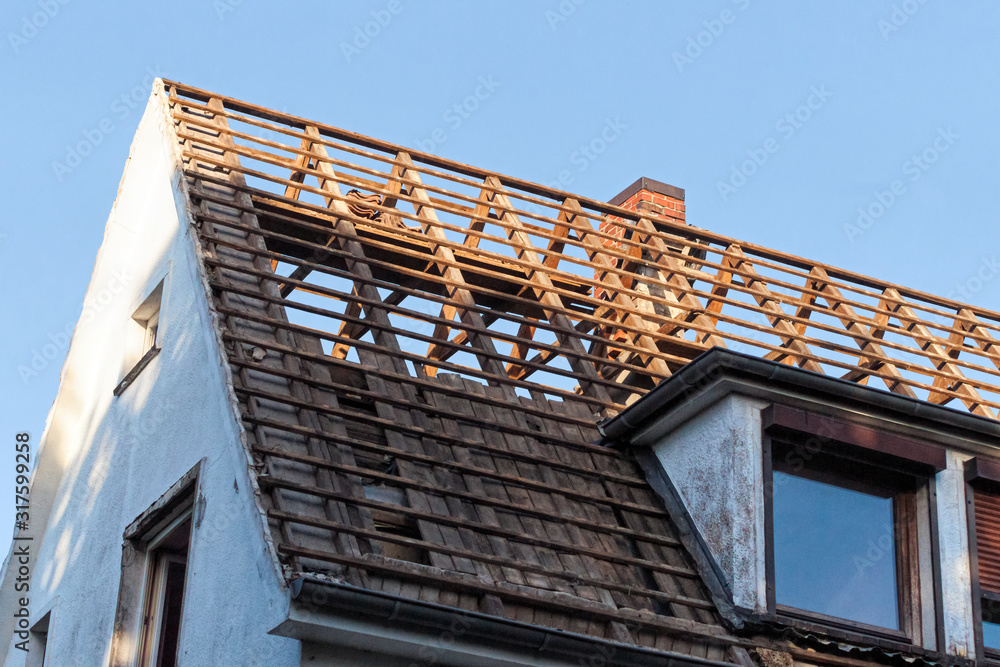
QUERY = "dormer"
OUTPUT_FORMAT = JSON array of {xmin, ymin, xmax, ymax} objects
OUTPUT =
[{"xmin": 601, "ymin": 348, "xmax": 1000, "ymax": 661}]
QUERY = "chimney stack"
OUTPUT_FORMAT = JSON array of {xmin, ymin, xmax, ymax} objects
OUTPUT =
[
  {"xmin": 595, "ymin": 178, "xmax": 694, "ymax": 386},
  {"xmin": 608, "ymin": 176, "xmax": 686, "ymax": 223},
  {"xmin": 599, "ymin": 176, "xmax": 686, "ymax": 252}
]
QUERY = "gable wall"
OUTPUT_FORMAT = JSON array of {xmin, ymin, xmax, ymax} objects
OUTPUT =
[{"xmin": 0, "ymin": 84, "xmax": 298, "ymax": 666}]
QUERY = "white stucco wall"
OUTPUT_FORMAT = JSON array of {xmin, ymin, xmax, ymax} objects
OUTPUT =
[
  {"xmin": 300, "ymin": 643, "xmax": 418, "ymax": 666},
  {"xmin": 936, "ymin": 449, "xmax": 975, "ymax": 657},
  {"xmin": 0, "ymin": 83, "xmax": 298, "ymax": 666},
  {"xmin": 641, "ymin": 394, "xmax": 769, "ymax": 613}
]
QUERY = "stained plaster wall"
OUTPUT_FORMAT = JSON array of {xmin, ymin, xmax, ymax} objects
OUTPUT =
[
  {"xmin": 641, "ymin": 394, "xmax": 768, "ymax": 614},
  {"xmin": 0, "ymin": 82, "xmax": 298, "ymax": 666}
]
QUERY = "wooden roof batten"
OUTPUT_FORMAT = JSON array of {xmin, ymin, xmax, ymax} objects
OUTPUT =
[
  {"xmin": 164, "ymin": 78, "xmax": 1000, "ymax": 658},
  {"xmin": 168, "ymin": 79, "xmax": 1000, "ymax": 419}
]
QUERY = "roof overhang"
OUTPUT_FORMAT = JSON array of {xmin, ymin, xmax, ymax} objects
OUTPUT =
[{"xmin": 271, "ymin": 576, "xmax": 738, "ymax": 667}]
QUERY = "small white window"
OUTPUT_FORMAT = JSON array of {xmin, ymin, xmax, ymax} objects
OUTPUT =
[
  {"xmin": 142, "ymin": 309, "xmax": 160, "ymax": 356},
  {"xmin": 136, "ymin": 509, "xmax": 191, "ymax": 667},
  {"xmin": 25, "ymin": 612, "xmax": 50, "ymax": 667},
  {"xmin": 132, "ymin": 280, "xmax": 164, "ymax": 361},
  {"xmin": 115, "ymin": 280, "xmax": 164, "ymax": 396}
]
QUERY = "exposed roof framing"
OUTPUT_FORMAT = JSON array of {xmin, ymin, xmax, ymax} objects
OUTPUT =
[
  {"xmin": 165, "ymin": 80, "xmax": 1000, "ymax": 419},
  {"xmin": 162, "ymin": 78, "xmax": 1000, "ymax": 659}
]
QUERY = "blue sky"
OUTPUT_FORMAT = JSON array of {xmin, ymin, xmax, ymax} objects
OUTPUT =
[{"xmin": 1, "ymin": 1, "xmax": 998, "ymax": 544}]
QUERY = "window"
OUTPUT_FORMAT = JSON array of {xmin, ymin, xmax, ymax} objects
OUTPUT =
[
  {"xmin": 975, "ymin": 487, "xmax": 1000, "ymax": 651},
  {"xmin": 107, "ymin": 464, "xmax": 199, "ymax": 667},
  {"xmin": 136, "ymin": 512, "xmax": 191, "ymax": 667},
  {"xmin": 763, "ymin": 405, "xmax": 944, "ymax": 643},
  {"xmin": 25, "ymin": 612, "xmax": 50, "ymax": 667},
  {"xmin": 131, "ymin": 279, "xmax": 164, "ymax": 361},
  {"xmin": 115, "ymin": 280, "xmax": 164, "ymax": 396},
  {"xmin": 965, "ymin": 457, "xmax": 1000, "ymax": 659},
  {"xmin": 770, "ymin": 442, "xmax": 916, "ymax": 632},
  {"xmin": 142, "ymin": 308, "xmax": 160, "ymax": 355}
]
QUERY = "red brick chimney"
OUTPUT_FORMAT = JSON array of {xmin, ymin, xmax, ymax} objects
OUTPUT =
[
  {"xmin": 596, "ymin": 176, "xmax": 687, "ymax": 279},
  {"xmin": 600, "ymin": 177, "xmax": 686, "ymax": 254},
  {"xmin": 596, "ymin": 178, "xmax": 693, "ymax": 370},
  {"xmin": 607, "ymin": 176, "xmax": 686, "ymax": 224}
]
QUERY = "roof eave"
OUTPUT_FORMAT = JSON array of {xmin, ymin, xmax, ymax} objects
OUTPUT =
[{"xmin": 278, "ymin": 576, "xmax": 740, "ymax": 667}]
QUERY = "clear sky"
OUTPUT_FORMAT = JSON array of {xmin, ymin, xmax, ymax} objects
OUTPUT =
[{"xmin": 1, "ymin": 1, "xmax": 998, "ymax": 545}]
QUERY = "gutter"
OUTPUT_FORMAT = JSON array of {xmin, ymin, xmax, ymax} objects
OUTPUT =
[
  {"xmin": 599, "ymin": 348, "xmax": 1000, "ymax": 444},
  {"xmin": 283, "ymin": 576, "xmax": 738, "ymax": 667}
]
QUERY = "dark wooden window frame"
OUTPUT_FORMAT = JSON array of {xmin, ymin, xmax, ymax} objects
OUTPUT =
[
  {"xmin": 964, "ymin": 456, "xmax": 1000, "ymax": 663},
  {"xmin": 762, "ymin": 405, "xmax": 946, "ymax": 648}
]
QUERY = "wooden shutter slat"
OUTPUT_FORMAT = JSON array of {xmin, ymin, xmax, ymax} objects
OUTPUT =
[{"xmin": 975, "ymin": 489, "xmax": 1000, "ymax": 594}]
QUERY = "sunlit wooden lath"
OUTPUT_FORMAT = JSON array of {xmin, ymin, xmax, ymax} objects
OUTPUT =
[{"xmin": 168, "ymin": 80, "xmax": 1000, "ymax": 420}]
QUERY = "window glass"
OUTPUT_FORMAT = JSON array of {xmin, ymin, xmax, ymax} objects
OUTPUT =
[
  {"xmin": 984, "ymin": 621, "xmax": 1000, "ymax": 651},
  {"xmin": 138, "ymin": 516, "xmax": 190, "ymax": 667},
  {"xmin": 984, "ymin": 599, "xmax": 1000, "ymax": 650},
  {"xmin": 773, "ymin": 470, "xmax": 899, "ymax": 629},
  {"xmin": 154, "ymin": 558, "xmax": 186, "ymax": 666}
]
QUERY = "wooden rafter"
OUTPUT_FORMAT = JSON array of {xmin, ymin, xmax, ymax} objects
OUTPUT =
[
  {"xmin": 959, "ymin": 308, "xmax": 1000, "ymax": 367},
  {"xmin": 809, "ymin": 268, "xmax": 916, "ymax": 397},
  {"xmin": 282, "ymin": 139, "xmax": 313, "ymax": 201},
  {"xmin": 393, "ymin": 153, "xmax": 516, "ymax": 388},
  {"xmin": 299, "ymin": 126, "xmax": 413, "ymax": 378},
  {"xmin": 724, "ymin": 245, "xmax": 819, "ymax": 371},
  {"xmin": 763, "ymin": 272, "xmax": 817, "ymax": 365},
  {"xmin": 572, "ymin": 199, "xmax": 675, "ymax": 381},
  {"xmin": 331, "ymin": 289, "xmax": 411, "ymax": 360},
  {"xmin": 928, "ymin": 325, "xmax": 967, "ymax": 405},
  {"xmin": 484, "ymin": 178, "xmax": 617, "ymax": 403},
  {"xmin": 881, "ymin": 287, "xmax": 993, "ymax": 417},
  {"xmin": 165, "ymin": 80, "xmax": 1000, "ymax": 422}
]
